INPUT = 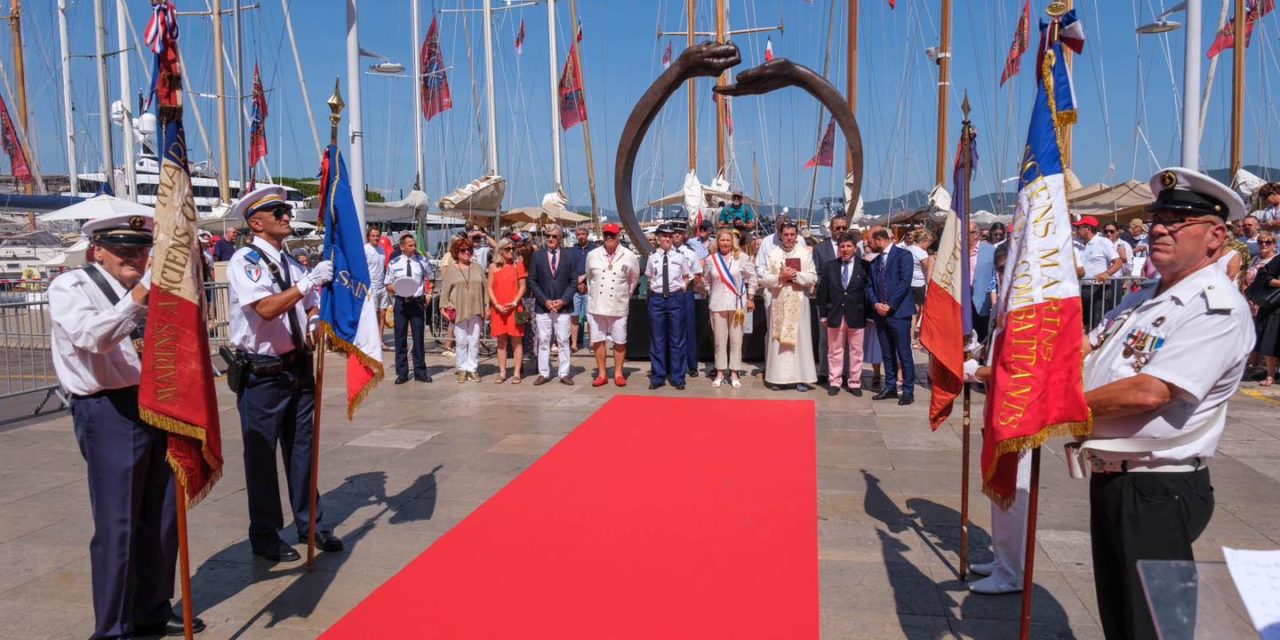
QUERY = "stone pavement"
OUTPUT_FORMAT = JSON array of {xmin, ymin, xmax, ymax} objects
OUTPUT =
[{"xmin": 1, "ymin": 350, "xmax": 1277, "ymax": 639}]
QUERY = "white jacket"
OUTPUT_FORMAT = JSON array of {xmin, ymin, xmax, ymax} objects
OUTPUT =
[
  {"xmin": 585, "ymin": 245, "xmax": 640, "ymax": 316},
  {"xmin": 703, "ymin": 251, "xmax": 759, "ymax": 312}
]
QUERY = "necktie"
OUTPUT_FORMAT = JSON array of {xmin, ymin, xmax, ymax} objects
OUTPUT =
[
  {"xmin": 876, "ymin": 256, "xmax": 887, "ymax": 301},
  {"xmin": 277, "ymin": 254, "xmax": 306, "ymax": 353},
  {"xmin": 550, "ymin": 250, "xmax": 559, "ymax": 277},
  {"xmin": 842, "ymin": 261, "xmax": 851, "ymax": 289},
  {"xmin": 662, "ymin": 252, "xmax": 670, "ymax": 298}
]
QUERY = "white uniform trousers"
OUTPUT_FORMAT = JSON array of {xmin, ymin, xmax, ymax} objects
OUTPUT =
[
  {"xmin": 535, "ymin": 311, "xmax": 572, "ymax": 379},
  {"xmin": 987, "ymin": 450, "xmax": 1032, "ymax": 585},
  {"xmin": 452, "ymin": 316, "xmax": 482, "ymax": 373}
]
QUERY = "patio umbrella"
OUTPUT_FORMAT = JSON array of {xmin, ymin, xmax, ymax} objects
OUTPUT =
[{"xmin": 37, "ymin": 194, "xmax": 153, "ymax": 222}]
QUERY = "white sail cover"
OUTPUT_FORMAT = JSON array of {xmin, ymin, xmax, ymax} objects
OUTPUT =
[
  {"xmin": 928, "ymin": 184, "xmax": 953, "ymax": 216},
  {"xmin": 682, "ymin": 170, "xmax": 705, "ymax": 220},
  {"xmin": 438, "ymin": 175, "xmax": 507, "ymax": 215},
  {"xmin": 1234, "ymin": 168, "xmax": 1266, "ymax": 201}
]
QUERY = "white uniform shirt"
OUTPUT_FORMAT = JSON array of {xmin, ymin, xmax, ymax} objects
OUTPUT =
[
  {"xmin": 585, "ymin": 245, "xmax": 640, "ymax": 316},
  {"xmin": 645, "ymin": 247, "xmax": 696, "ymax": 296},
  {"xmin": 49, "ymin": 265, "xmax": 147, "ymax": 396},
  {"xmin": 384, "ymin": 253, "xmax": 433, "ymax": 297},
  {"xmin": 1083, "ymin": 264, "xmax": 1255, "ymax": 463},
  {"xmin": 365, "ymin": 243, "xmax": 386, "ymax": 291},
  {"xmin": 1081, "ymin": 234, "xmax": 1120, "ymax": 279},
  {"xmin": 227, "ymin": 237, "xmax": 316, "ymax": 356},
  {"xmin": 674, "ymin": 242, "xmax": 703, "ymax": 275}
]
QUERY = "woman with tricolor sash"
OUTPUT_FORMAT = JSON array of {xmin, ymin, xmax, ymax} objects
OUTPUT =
[{"xmin": 704, "ymin": 229, "xmax": 759, "ymax": 388}]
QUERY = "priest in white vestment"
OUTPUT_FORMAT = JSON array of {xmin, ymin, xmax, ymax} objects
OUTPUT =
[{"xmin": 761, "ymin": 221, "xmax": 818, "ymax": 390}]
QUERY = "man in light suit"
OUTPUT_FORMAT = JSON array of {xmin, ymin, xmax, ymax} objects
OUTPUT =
[
  {"xmin": 584, "ymin": 223, "xmax": 640, "ymax": 386},
  {"xmin": 813, "ymin": 215, "xmax": 850, "ymax": 384},
  {"xmin": 867, "ymin": 227, "xmax": 917, "ymax": 405},
  {"xmin": 527, "ymin": 225, "xmax": 581, "ymax": 385}
]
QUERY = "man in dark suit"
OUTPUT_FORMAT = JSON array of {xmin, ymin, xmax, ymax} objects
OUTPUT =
[
  {"xmin": 817, "ymin": 231, "xmax": 868, "ymax": 396},
  {"xmin": 867, "ymin": 227, "xmax": 917, "ymax": 405},
  {"xmin": 812, "ymin": 215, "xmax": 850, "ymax": 385},
  {"xmin": 527, "ymin": 225, "xmax": 581, "ymax": 385}
]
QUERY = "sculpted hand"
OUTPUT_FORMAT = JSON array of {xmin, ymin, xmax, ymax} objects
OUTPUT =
[
  {"xmin": 715, "ymin": 59, "xmax": 799, "ymax": 97},
  {"xmin": 673, "ymin": 41, "xmax": 741, "ymax": 79},
  {"xmin": 298, "ymin": 261, "xmax": 334, "ymax": 295}
]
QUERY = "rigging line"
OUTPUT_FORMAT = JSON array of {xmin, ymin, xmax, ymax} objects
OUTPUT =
[
  {"xmin": 742, "ymin": 0, "xmax": 775, "ymax": 205},
  {"xmin": 1198, "ymin": 0, "xmax": 1232, "ymax": 145},
  {"xmin": 803, "ymin": 0, "xmax": 838, "ymax": 222},
  {"xmin": 1086, "ymin": 0, "xmax": 1117, "ymax": 184},
  {"xmin": 1148, "ymin": 0, "xmax": 1183, "ymax": 158}
]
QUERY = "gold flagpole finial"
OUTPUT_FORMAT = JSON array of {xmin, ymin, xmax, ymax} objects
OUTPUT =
[
  {"xmin": 961, "ymin": 91, "xmax": 971, "ymax": 123},
  {"xmin": 327, "ymin": 78, "xmax": 345, "ymax": 146},
  {"xmin": 1046, "ymin": 2, "xmax": 1068, "ymax": 17}
]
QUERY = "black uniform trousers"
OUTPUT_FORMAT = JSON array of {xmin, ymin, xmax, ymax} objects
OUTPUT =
[
  {"xmin": 393, "ymin": 295, "xmax": 427, "ymax": 379},
  {"xmin": 71, "ymin": 387, "xmax": 178, "ymax": 640},
  {"xmin": 1090, "ymin": 468, "xmax": 1214, "ymax": 640},
  {"xmin": 236, "ymin": 357, "xmax": 324, "ymax": 549}
]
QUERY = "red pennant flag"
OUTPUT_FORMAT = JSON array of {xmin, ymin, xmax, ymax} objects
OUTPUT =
[
  {"xmin": 139, "ymin": 15, "xmax": 223, "ymax": 506},
  {"xmin": 1208, "ymin": 0, "xmax": 1274, "ymax": 58},
  {"xmin": 662, "ymin": 41, "xmax": 673, "ymax": 69},
  {"xmin": 889, "ymin": 0, "xmax": 896, "ymax": 8},
  {"xmin": 515, "ymin": 19, "xmax": 526, "ymax": 54},
  {"xmin": 559, "ymin": 42, "xmax": 588, "ymax": 130},
  {"xmin": 248, "ymin": 63, "xmax": 269, "ymax": 168},
  {"xmin": 765, "ymin": 37, "xmax": 774, "ymax": 62},
  {"xmin": 421, "ymin": 16, "xmax": 454, "ymax": 121},
  {"xmin": 0, "ymin": 93, "xmax": 30, "ymax": 183},
  {"xmin": 803, "ymin": 117, "xmax": 835, "ymax": 169},
  {"xmin": 1000, "ymin": 0, "xmax": 1031, "ymax": 86}
]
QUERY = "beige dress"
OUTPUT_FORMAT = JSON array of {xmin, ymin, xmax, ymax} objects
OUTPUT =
[{"xmin": 761, "ymin": 244, "xmax": 818, "ymax": 385}]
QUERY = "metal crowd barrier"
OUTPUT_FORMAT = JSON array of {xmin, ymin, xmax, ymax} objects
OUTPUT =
[
  {"xmin": 1078, "ymin": 275, "xmax": 1152, "ymax": 329},
  {"xmin": 0, "ymin": 296, "xmax": 59, "ymax": 411}
]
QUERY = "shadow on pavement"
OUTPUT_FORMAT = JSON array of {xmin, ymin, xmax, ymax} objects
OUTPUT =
[{"xmin": 182, "ymin": 466, "xmax": 444, "ymax": 638}]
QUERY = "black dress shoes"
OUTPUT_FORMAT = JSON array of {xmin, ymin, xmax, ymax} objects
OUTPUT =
[
  {"xmin": 687, "ymin": 369, "xmax": 699, "ymax": 378},
  {"xmin": 394, "ymin": 376, "xmax": 409, "ymax": 385},
  {"xmin": 415, "ymin": 374, "xmax": 432, "ymax": 383},
  {"xmin": 300, "ymin": 531, "xmax": 345, "ymax": 552},
  {"xmin": 873, "ymin": 388, "xmax": 899, "ymax": 401},
  {"xmin": 649, "ymin": 382, "xmax": 664, "ymax": 390},
  {"xmin": 134, "ymin": 614, "xmax": 206, "ymax": 637},
  {"xmin": 827, "ymin": 385, "xmax": 841, "ymax": 397},
  {"xmin": 898, "ymin": 394, "xmax": 915, "ymax": 406},
  {"xmin": 795, "ymin": 383, "xmax": 812, "ymax": 392},
  {"xmin": 849, "ymin": 388, "xmax": 864, "ymax": 397},
  {"xmin": 672, "ymin": 383, "xmax": 686, "ymax": 390},
  {"xmin": 252, "ymin": 540, "xmax": 300, "ymax": 563}
]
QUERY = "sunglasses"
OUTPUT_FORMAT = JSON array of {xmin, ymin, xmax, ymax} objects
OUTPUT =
[
  {"xmin": 547, "ymin": 234, "xmax": 562, "ymax": 239},
  {"xmin": 459, "ymin": 248, "xmax": 473, "ymax": 254},
  {"xmin": 500, "ymin": 247, "xmax": 514, "ymax": 251},
  {"xmin": 1150, "ymin": 213, "xmax": 1217, "ymax": 232},
  {"xmin": 1262, "ymin": 240, "xmax": 1276, "ymax": 246}
]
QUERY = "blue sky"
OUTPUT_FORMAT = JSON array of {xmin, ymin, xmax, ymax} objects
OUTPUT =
[{"xmin": 12, "ymin": 0, "xmax": 1280, "ymax": 212}]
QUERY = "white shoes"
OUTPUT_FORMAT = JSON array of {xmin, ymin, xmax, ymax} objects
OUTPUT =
[
  {"xmin": 969, "ymin": 561, "xmax": 995, "ymax": 577},
  {"xmin": 731, "ymin": 377, "xmax": 742, "ymax": 388},
  {"xmin": 711, "ymin": 376, "xmax": 724, "ymax": 388},
  {"xmin": 967, "ymin": 574, "xmax": 1023, "ymax": 595}
]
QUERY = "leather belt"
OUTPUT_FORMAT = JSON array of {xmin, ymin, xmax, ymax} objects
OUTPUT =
[
  {"xmin": 1090, "ymin": 457, "xmax": 1205, "ymax": 474},
  {"xmin": 70, "ymin": 385, "xmax": 139, "ymax": 401},
  {"xmin": 396, "ymin": 295, "xmax": 426, "ymax": 302}
]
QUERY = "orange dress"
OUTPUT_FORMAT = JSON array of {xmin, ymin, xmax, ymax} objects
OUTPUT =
[{"xmin": 489, "ymin": 262, "xmax": 527, "ymax": 337}]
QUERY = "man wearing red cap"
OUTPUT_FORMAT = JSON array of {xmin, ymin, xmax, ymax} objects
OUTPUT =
[
  {"xmin": 1074, "ymin": 214, "xmax": 1123, "ymax": 330},
  {"xmin": 584, "ymin": 223, "xmax": 640, "ymax": 386}
]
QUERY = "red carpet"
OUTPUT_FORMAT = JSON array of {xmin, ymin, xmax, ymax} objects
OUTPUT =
[{"xmin": 323, "ymin": 396, "xmax": 818, "ymax": 639}]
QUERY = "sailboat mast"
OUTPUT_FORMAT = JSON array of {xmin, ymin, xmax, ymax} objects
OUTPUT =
[
  {"xmin": 548, "ymin": 0, "xmax": 561, "ymax": 189},
  {"xmin": 715, "ymin": 0, "xmax": 725, "ymax": 178},
  {"xmin": 846, "ymin": 0, "xmax": 857, "ymax": 175},
  {"xmin": 346, "ymin": 0, "xmax": 367, "ymax": 226},
  {"xmin": 1231, "ymin": 0, "xmax": 1245, "ymax": 177},
  {"xmin": 212, "ymin": 0, "xmax": 230, "ymax": 202},
  {"xmin": 281, "ymin": 0, "xmax": 321, "ymax": 160},
  {"xmin": 1182, "ymin": 0, "xmax": 1203, "ymax": 169},
  {"xmin": 94, "ymin": 0, "xmax": 114, "ymax": 189},
  {"xmin": 483, "ymin": 0, "xmax": 499, "ymax": 176},
  {"xmin": 412, "ymin": 0, "xmax": 425, "ymax": 188},
  {"xmin": 116, "ymin": 0, "xmax": 137, "ymax": 202},
  {"xmin": 934, "ymin": 0, "xmax": 952, "ymax": 187},
  {"xmin": 567, "ymin": 0, "xmax": 600, "ymax": 223},
  {"xmin": 234, "ymin": 0, "xmax": 247, "ymax": 186},
  {"xmin": 686, "ymin": 0, "xmax": 696, "ymax": 173},
  {"xmin": 8, "ymin": 1, "xmax": 28, "ymax": 161},
  {"xmin": 58, "ymin": 0, "xmax": 78, "ymax": 196}
]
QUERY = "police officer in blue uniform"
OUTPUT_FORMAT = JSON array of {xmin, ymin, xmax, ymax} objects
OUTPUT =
[
  {"xmin": 645, "ymin": 222, "xmax": 695, "ymax": 390},
  {"xmin": 227, "ymin": 186, "xmax": 344, "ymax": 562},
  {"xmin": 50, "ymin": 213, "xmax": 206, "ymax": 638}
]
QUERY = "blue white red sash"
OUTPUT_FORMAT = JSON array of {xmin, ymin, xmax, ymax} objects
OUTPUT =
[{"xmin": 711, "ymin": 252, "xmax": 743, "ymax": 308}]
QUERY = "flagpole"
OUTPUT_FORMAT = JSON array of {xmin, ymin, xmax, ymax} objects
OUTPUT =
[
  {"xmin": 547, "ymin": 0, "xmax": 561, "ymax": 190},
  {"xmin": 567, "ymin": 0, "xmax": 601, "ymax": 226},
  {"xmin": 308, "ymin": 80, "xmax": 343, "ymax": 572},
  {"xmin": 935, "ymin": 0, "xmax": 952, "ymax": 187},
  {"xmin": 1230, "ymin": 0, "xmax": 1245, "ymax": 179},
  {"xmin": 412, "ymin": 0, "xmax": 425, "ymax": 189},
  {"xmin": 117, "ymin": 0, "xmax": 137, "ymax": 202},
  {"xmin": 958, "ymin": 93, "xmax": 973, "ymax": 582},
  {"xmin": 1019, "ymin": 447, "xmax": 1043, "ymax": 640},
  {"xmin": 175, "ymin": 479, "xmax": 194, "ymax": 640}
]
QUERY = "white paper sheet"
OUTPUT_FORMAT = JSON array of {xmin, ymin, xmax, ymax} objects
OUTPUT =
[{"xmin": 1224, "ymin": 546, "xmax": 1280, "ymax": 640}]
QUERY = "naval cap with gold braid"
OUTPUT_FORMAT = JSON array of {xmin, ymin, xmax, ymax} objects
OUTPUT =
[
  {"xmin": 231, "ymin": 185, "xmax": 291, "ymax": 222},
  {"xmin": 81, "ymin": 212, "xmax": 155, "ymax": 247},
  {"xmin": 1146, "ymin": 167, "xmax": 1246, "ymax": 222}
]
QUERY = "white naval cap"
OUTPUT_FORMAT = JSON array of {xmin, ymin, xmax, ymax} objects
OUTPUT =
[
  {"xmin": 1147, "ymin": 167, "xmax": 1246, "ymax": 222},
  {"xmin": 81, "ymin": 212, "xmax": 155, "ymax": 246},
  {"xmin": 231, "ymin": 185, "xmax": 291, "ymax": 221}
]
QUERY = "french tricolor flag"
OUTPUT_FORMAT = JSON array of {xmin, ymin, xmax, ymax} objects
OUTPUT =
[
  {"xmin": 764, "ymin": 37, "xmax": 774, "ymax": 62},
  {"xmin": 317, "ymin": 144, "xmax": 384, "ymax": 418},
  {"xmin": 981, "ymin": 40, "xmax": 1090, "ymax": 508}
]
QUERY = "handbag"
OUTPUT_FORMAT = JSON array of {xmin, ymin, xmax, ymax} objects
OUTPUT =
[
  {"xmin": 515, "ymin": 308, "xmax": 531, "ymax": 324},
  {"xmin": 443, "ymin": 307, "xmax": 457, "ymax": 323},
  {"xmin": 1247, "ymin": 264, "xmax": 1280, "ymax": 308}
]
